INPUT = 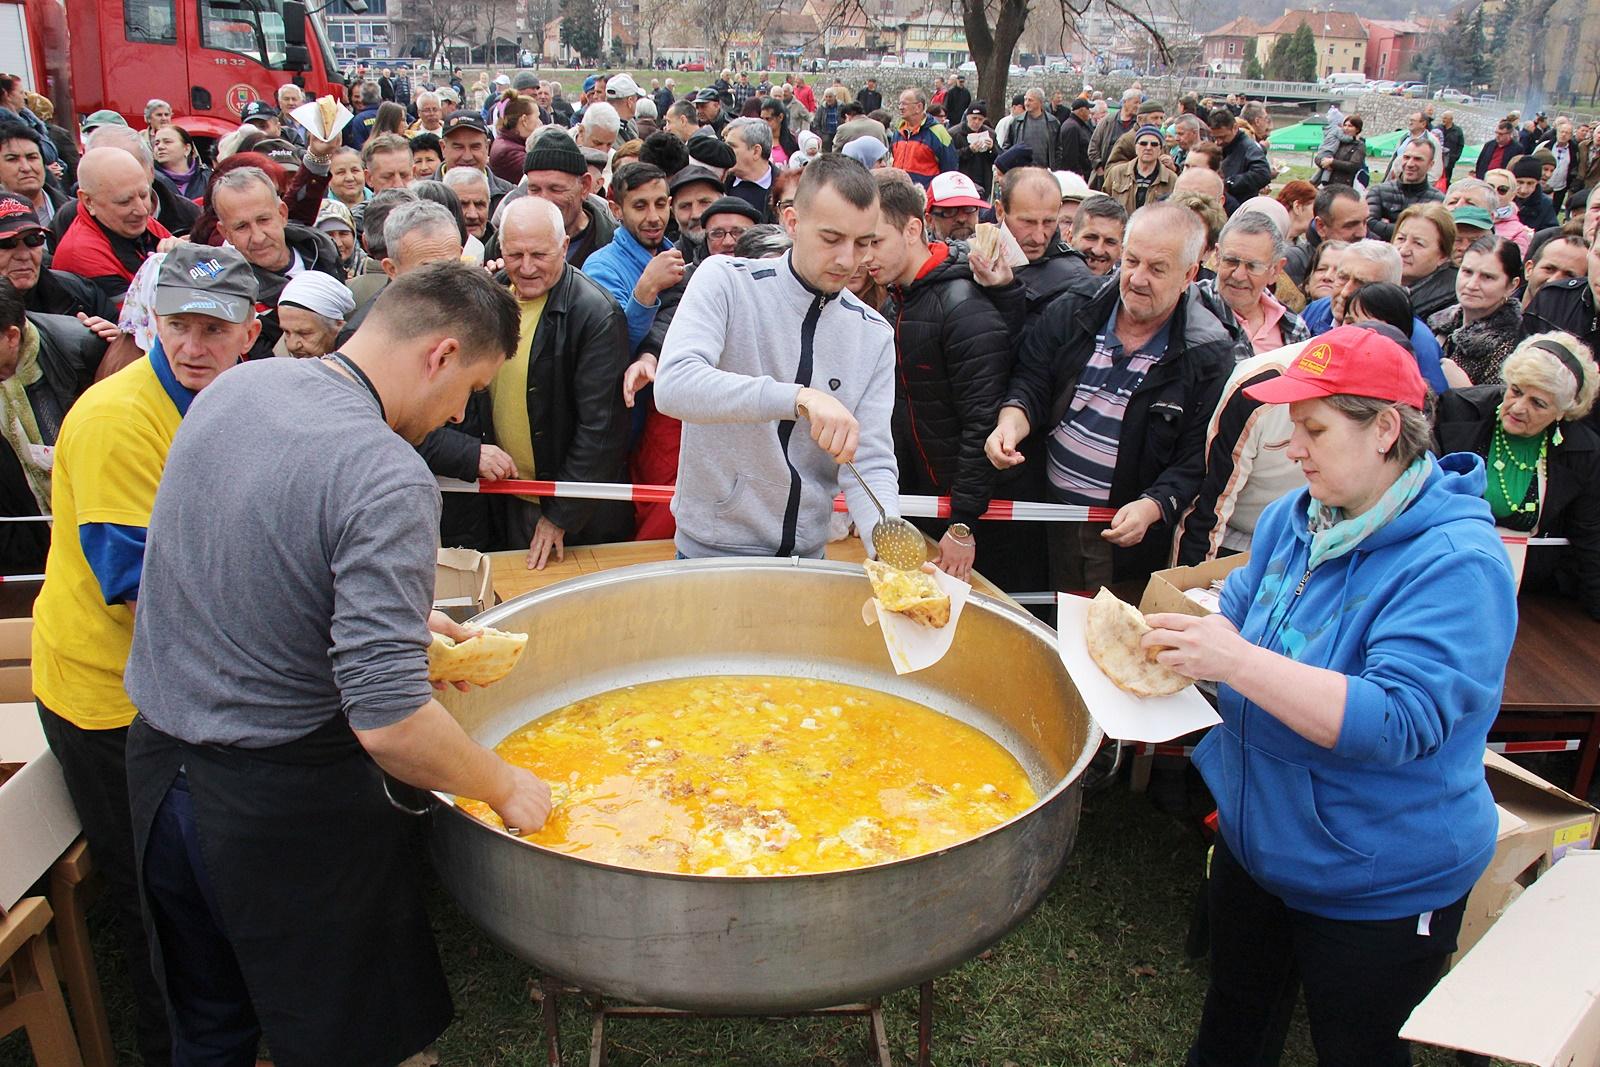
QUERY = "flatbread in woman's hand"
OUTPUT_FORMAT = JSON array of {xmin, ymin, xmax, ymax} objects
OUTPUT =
[
  {"xmin": 317, "ymin": 96, "xmax": 338, "ymax": 139},
  {"xmin": 427, "ymin": 627, "xmax": 529, "ymax": 686},
  {"xmin": 1084, "ymin": 588, "xmax": 1193, "ymax": 698}
]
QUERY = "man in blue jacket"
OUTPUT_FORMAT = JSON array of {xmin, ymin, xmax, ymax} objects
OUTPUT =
[{"xmin": 577, "ymin": 162, "xmax": 684, "ymax": 351}]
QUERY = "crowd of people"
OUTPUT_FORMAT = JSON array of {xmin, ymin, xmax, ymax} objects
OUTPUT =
[{"xmin": 1, "ymin": 64, "xmax": 1596, "ymax": 1065}]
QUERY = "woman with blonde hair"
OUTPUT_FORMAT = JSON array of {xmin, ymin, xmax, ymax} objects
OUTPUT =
[
  {"xmin": 1483, "ymin": 167, "xmax": 1534, "ymax": 252},
  {"xmin": 1435, "ymin": 330, "xmax": 1600, "ymax": 616}
]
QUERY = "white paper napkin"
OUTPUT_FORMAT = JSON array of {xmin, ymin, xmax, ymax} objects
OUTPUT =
[
  {"xmin": 291, "ymin": 97, "xmax": 354, "ymax": 141},
  {"xmin": 863, "ymin": 567, "xmax": 971, "ymax": 675},
  {"xmin": 1055, "ymin": 592, "xmax": 1220, "ymax": 743}
]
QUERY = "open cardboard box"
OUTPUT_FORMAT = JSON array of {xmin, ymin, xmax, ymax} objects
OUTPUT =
[
  {"xmin": 0, "ymin": 701, "xmax": 80, "ymax": 914},
  {"xmin": 1138, "ymin": 555, "xmax": 1249, "ymax": 619},
  {"xmin": 434, "ymin": 548, "xmax": 494, "ymax": 622},
  {"xmin": 1403, "ymin": 849, "xmax": 1600, "ymax": 1066},
  {"xmin": 1462, "ymin": 751, "xmax": 1599, "ymax": 963}
]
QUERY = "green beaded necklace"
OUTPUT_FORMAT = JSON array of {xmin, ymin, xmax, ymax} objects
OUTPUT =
[{"xmin": 1487, "ymin": 418, "xmax": 1547, "ymax": 522}]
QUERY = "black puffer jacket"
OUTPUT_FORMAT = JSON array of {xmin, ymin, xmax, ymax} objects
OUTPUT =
[
  {"xmin": 879, "ymin": 242, "xmax": 1011, "ymax": 526},
  {"xmin": 1004, "ymin": 281, "xmax": 1238, "ymax": 579},
  {"xmin": 1014, "ymin": 240, "xmax": 1098, "ymax": 321}
]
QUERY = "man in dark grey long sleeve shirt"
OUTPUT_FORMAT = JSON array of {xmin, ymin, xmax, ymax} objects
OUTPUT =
[{"xmin": 123, "ymin": 262, "xmax": 551, "ymax": 1067}]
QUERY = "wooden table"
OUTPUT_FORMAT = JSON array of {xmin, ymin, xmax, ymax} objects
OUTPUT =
[
  {"xmin": 486, "ymin": 538, "xmax": 1010, "ymax": 603},
  {"xmin": 1497, "ymin": 591, "xmax": 1600, "ymax": 798}
]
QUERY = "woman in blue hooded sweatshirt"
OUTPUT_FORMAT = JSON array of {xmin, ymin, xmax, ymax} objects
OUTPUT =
[{"xmin": 1146, "ymin": 322, "xmax": 1519, "ymax": 1067}]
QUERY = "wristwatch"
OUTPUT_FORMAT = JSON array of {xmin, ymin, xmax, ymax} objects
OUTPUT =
[{"xmin": 947, "ymin": 523, "xmax": 974, "ymax": 546}]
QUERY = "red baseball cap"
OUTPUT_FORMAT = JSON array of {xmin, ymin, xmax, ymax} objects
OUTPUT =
[{"xmin": 1244, "ymin": 324, "xmax": 1427, "ymax": 409}]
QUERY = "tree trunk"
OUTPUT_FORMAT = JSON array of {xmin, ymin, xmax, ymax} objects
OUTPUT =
[{"xmin": 963, "ymin": 0, "xmax": 1026, "ymax": 117}]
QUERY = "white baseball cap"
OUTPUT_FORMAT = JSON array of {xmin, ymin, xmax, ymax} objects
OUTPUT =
[
  {"xmin": 605, "ymin": 73, "xmax": 644, "ymax": 99},
  {"xmin": 1054, "ymin": 170, "xmax": 1092, "ymax": 203},
  {"xmin": 926, "ymin": 170, "xmax": 989, "ymax": 210}
]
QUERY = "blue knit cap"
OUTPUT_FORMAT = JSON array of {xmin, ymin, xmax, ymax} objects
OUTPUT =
[{"xmin": 1135, "ymin": 124, "xmax": 1164, "ymax": 143}]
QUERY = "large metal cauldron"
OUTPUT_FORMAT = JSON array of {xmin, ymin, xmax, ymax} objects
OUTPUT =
[{"xmin": 426, "ymin": 558, "xmax": 1100, "ymax": 1012}]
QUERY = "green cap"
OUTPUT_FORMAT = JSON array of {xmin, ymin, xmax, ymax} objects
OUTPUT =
[
  {"xmin": 80, "ymin": 109, "xmax": 128, "ymax": 133},
  {"xmin": 1450, "ymin": 205, "xmax": 1494, "ymax": 231}
]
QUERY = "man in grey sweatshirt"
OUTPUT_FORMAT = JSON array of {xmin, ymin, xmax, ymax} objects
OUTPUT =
[{"xmin": 656, "ymin": 154, "xmax": 900, "ymax": 559}]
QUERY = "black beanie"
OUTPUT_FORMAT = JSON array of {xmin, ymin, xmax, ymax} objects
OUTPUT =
[
  {"xmin": 687, "ymin": 132, "xmax": 737, "ymax": 171},
  {"xmin": 523, "ymin": 132, "xmax": 586, "ymax": 176},
  {"xmin": 1511, "ymin": 155, "xmax": 1545, "ymax": 180}
]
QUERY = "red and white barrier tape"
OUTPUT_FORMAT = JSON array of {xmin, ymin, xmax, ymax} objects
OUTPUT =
[
  {"xmin": 438, "ymin": 479, "xmax": 1572, "ymax": 541},
  {"xmin": 1134, "ymin": 739, "xmax": 1584, "ymax": 758},
  {"xmin": 437, "ymin": 477, "xmax": 1119, "ymax": 523}
]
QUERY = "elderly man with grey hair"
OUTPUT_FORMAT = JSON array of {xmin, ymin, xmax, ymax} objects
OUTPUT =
[
  {"xmin": 723, "ymin": 116, "xmax": 779, "ymax": 221},
  {"xmin": 335, "ymin": 198, "xmax": 463, "ymax": 347},
  {"xmin": 1089, "ymin": 87, "xmax": 1142, "ymax": 181},
  {"xmin": 1196, "ymin": 210, "xmax": 1310, "ymax": 355},
  {"xmin": 209, "ymin": 165, "xmax": 344, "ymax": 359},
  {"xmin": 988, "ymin": 200, "xmax": 1241, "ymax": 586},
  {"xmin": 1005, "ymin": 88, "xmax": 1061, "ymax": 170},
  {"xmin": 576, "ymin": 100, "xmax": 622, "ymax": 154},
  {"xmin": 409, "ymin": 90, "xmax": 445, "ymax": 135},
  {"xmin": 442, "ymin": 164, "xmax": 494, "ymax": 243},
  {"xmin": 1300, "ymin": 237, "xmax": 1451, "ymax": 392}
]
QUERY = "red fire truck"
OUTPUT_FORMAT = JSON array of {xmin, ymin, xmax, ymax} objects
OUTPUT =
[{"xmin": 1, "ymin": 0, "xmax": 345, "ymax": 140}]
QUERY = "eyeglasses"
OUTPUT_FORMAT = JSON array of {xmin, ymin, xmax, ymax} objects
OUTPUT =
[
  {"xmin": 0, "ymin": 231, "xmax": 46, "ymax": 250},
  {"xmin": 775, "ymin": 198, "xmax": 795, "ymax": 213},
  {"xmin": 1492, "ymin": 185, "xmax": 1512, "ymax": 194},
  {"xmin": 929, "ymin": 206, "xmax": 977, "ymax": 218},
  {"xmin": 706, "ymin": 227, "xmax": 750, "ymax": 243},
  {"xmin": 1218, "ymin": 253, "xmax": 1276, "ymax": 278}
]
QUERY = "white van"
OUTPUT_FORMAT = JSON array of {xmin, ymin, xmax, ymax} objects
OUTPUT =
[{"xmin": 1323, "ymin": 72, "xmax": 1367, "ymax": 89}]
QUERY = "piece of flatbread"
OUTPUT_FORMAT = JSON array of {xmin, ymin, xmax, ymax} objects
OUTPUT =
[
  {"xmin": 427, "ymin": 627, "xmax": 529, "ymax": 686},
  {"xmin": 317, "ymin": 96, "xmax": 338, "ymax": 139},
  {"xmin": 970, "ymin": 222, "xmax": 1002, "ymax": 263},
  {"xmin": 1083, "ymin": 588, "xmax": 1192, "ymax": 698},
  {"xmin": 863, "ymin": 560, "xmax": 951, "ymax": 629}
]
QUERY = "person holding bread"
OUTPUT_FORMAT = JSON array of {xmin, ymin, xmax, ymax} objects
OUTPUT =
[
  {"xmin": 121, "ymin": 262, "xmax": 550, "ymax": 1065},
  {"xmin": 1144, "ymin": 325, "xmax": 1519, "ymax": 1065}
]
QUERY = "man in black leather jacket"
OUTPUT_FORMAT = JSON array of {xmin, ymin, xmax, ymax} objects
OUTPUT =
[{"xmin": 419, "ymin": 197, "xmax": 632, "ymax": 562}]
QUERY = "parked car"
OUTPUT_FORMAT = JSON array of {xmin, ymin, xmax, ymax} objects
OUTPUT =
[
  {"xmin": 1399, "ymin": 82, "xmax": 1430, "ymax": 97},
  {"xmin": 1367, "ymin": 80, "xmax": 1398, "ymax": 93},
  {"xmin": 957, "ymin": 59, "xmax": 977, "ymax": 72},
  {"xmin": 1434, "ymin": 87, "xmax": 1473, "ymax": 103},
  {"xmin": 1026, "ymin": 64, "xmax": 1047, "ymax": 75},
  {"xmin": 879, "ymin": 54, "xmax": 902, "ymax": 67},
  {"xmin": 680, "ymin": 61, "xmax": 706, "ymax": 71},
  {"xmin": 1008, "ymin": 63, "xmax": 1026, "ymax": 76}
]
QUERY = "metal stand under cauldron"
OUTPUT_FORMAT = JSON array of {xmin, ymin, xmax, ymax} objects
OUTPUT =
[{"xmin": 533, "ymin": 977, "xmax": 937, "ymax": 1067}]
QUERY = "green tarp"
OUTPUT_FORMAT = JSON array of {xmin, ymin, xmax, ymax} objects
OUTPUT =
[{"xmin": 1262, "ymin": 118, "xmax": 1489, "ymax": 168}]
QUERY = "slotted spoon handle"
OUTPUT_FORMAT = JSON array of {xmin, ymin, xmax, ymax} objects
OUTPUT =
[{"xmin": 845, "ymin": 462, "xmax": 889, "ymax": 521}]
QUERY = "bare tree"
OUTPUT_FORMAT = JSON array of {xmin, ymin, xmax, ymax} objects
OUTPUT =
[
  {"xmin": 636, "ymin": 0, "xmax": 690, "ymax": 67},
  {"xmin": 479, "ymin": 0, "xmax": 521, "ymax": 64},
  {"xmin": 402, "ymin": 0, "xmax": 484, "ymax": 67},
  {"xmin": 687, "ymin": 0, "xmax": 771, "ymax": 67}
]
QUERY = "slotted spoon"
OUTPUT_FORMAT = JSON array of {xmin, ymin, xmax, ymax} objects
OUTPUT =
[{"xmin": 844, "ymin": 462, "xmax": 927, "ymax": 570}]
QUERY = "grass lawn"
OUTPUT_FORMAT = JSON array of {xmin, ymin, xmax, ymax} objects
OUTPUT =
[{"xmin": 0, "ymin": 773, "xmax": 1503, "ymax": 1065}]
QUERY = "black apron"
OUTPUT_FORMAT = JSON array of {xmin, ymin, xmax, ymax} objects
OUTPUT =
[{"xmin": 127, "ymin": 714, "xmax": 453, "ymax": 1067}]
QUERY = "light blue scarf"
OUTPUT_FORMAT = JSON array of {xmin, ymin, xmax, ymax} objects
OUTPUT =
[{"xmin": 1304, "ymin": 455, "xmax": 1431, "ymax": 571}]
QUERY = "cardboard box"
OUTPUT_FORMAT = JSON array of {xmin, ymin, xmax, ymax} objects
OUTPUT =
[
  {"xmin": 0, "ymin": 616, "xmax": 31, "ymax": 703},
  {"xmin": 1139, "ymin": 554, "xmax": 1249, "ymax": 618},
  {"xmin": 434, "ymin": 548, "xmax": 493, "ymax": 621},
  {"xmin": 1458, "ymin": 751, "xmax": 1600, "ymax": 963},
  {"xmin": 1402, "ymin": 849, "xmax": 1600, "ymax": 1066},
  {"xmin": 0, "ymin": 701, "xmax": 80, "ymax": 913}
]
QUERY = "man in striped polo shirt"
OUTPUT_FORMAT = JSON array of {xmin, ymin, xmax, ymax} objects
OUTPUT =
[{"xmin": 986, "ymin": 200, "xmax": 1243, "ymax": 587}]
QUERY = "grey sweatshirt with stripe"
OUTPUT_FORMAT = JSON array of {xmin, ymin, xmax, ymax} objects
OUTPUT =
[{"xmin": 655, "ymin": 251, "xmax": 900, "ymax": 559}]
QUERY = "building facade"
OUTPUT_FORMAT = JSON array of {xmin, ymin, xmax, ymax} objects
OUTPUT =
[
  {"xmin": 1202, "ymin": 16, "xmax": 1262, "ymax": 75},
  {"xmin": 1257, "ymin": 9, "xmax": 1367, "ymax": 79}
]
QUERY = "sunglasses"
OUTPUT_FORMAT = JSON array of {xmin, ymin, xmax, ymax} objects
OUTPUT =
[
  {"xmin": 1492, "ymin": 185, "xmax": 1512, "ymax": 194},
  {"xmin": 0, "ymin": 231, "xmax": 45, "ymax": 250},
  {"xmin": 1136, "ymin": 139, "xmax": 1162, "ymax": 148}
]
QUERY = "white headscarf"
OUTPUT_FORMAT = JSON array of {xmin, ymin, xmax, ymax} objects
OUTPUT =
[{"xmin": 279, "ymin": 271, "xmax": 356, "ymax": 321}]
